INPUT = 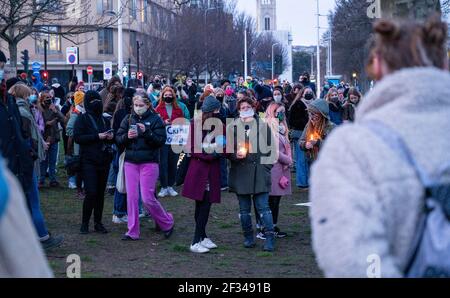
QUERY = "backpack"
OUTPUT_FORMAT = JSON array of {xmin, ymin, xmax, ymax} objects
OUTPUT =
[{"xmin": 365, "ymin": 120, "xmax": 450, "ymax": 278}]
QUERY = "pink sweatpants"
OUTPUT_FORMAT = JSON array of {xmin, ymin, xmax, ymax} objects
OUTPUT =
[{"xmin": 124, "ymin": 162, "xmax": 174, "ymax": 239}]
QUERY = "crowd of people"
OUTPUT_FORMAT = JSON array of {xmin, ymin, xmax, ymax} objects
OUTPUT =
[{"xmin": 0, "ymin": 14, "xmax": 448, "ymax": 277}]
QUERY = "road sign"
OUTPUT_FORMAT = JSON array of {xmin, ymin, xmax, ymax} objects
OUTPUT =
[
  {"xmin": 31, "ymin": 61, "xmax": 41, "ymax": 71},
  {"xmin": 66, "ymin": 47, "xmax": 79, "ymax": 65},
  {"xmin": 103, "ymin": 62, "xmax": 112, "ymax": 80},
  {"xmin": 87, "ymin": 66, "xmax": 93, "ymax": 75}
]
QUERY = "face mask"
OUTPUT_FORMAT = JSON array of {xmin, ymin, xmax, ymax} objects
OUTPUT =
[
  {"xmin": 240, "ymin": 109, "xmax": 254, "ymax": 119},
  {"xmin": 90, "ymin": 100, "xmax": 103, "ymax": 115},
  {"xmin": 225, "ymin": 89, "xmax": 233, "ymax": 97},
  {"xmin": 0, "ymin": 70, "xmax": 4, "ymax": 81},
  {"xmin": 187, "ymin": 81, "xmax": 192, "ymax": 86},
  {"xmin": 274, "ymin": 95, "xmax": 282, "ymax": 103},
  {"xmin": 164, "ymin": 96, "xmax": 173, "ymax": 103},
  {"xmin": 216, "ymin": 96, "xmax": 224, "ymax": 103},
  {"xmin": 29, "ymin": 95, "xmax": 38, "ymax": 104},
  {"xmin": 331, "ymin": 96, "xmax": 339, "ymax": 102},
  {"xmin": 134, "ymin": 106, "xmax": 148, "ymax": 116},
  {"xmin": 76, "ymin": 105, "xmax": 86, "ymax": 114},
  {"xmin": 44, "ymin": 100, "xmax": 52, "ymax": 106},
  {"xmin": 304, "ymin": 93, "xmax": 314, "ymax": 101}
]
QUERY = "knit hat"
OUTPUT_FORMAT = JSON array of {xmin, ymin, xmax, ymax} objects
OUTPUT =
[
  {"xmin": 201, "ymin": 95, "xmax": 221, "ymax": 113},
  {"xmin": 307, "ymin": 99, "xmax": 330, "ymax": 120},
  {"xmin": 6, "ymin": 78, "xmax": 20, "ymax": 90},
  {"xmin": 254, "ymin": 85, "xmax": 273, "ymax": 101},
  {"xmin": 74, "ymin": 91, "xmax": 85, "ymax": 106}
]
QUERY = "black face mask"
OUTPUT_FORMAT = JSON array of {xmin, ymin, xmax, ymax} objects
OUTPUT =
[
  {"xmin": 44, "ymin": 100, "xmax": 52, "ymax": 106},
  {"xmin": 164, "ymin": 97, "xmax": 173, "ymax": 103},
  {"xmin": 304, "ymin": 93, "xmax": 314, "ymax": 101},
  {"xmin": 90, "ymin": 100, "xmax": 103, "ymax": 115},
  {"xmin": 216, "ymin": 96, "xmax": 224, "ymax": 103}
]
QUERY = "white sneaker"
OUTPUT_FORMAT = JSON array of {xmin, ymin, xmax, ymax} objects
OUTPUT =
[
  {"xmin": 139, "ymin": 213, "xmax": 145, "ymax": 218},
  {"xmin": 112, "ymin": 215, "xmax": 123, "ymax": 224},
  {"xmin": 200, "ymin": 238, "xmax": 218, "ymax": 249},
  {"xmin": 158, "ymin": 188, "xmax": 169, "ymax": 197},
  {"xmin": 190, "ymin": 243, "xmax": 210, "ymax": 254},
  {"xmin": 120, "ymin": 215, "xmax": 128, "ymax": 223},
  {"xmin": 167, "ymin": 187, "xmax": 178, "ymax": 197},
  {"xmin": 68, "ymin": 181, "xmax": 77, "ymax": 189}
]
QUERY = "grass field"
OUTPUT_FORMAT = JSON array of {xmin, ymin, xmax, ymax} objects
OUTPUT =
[{"xmin": 39, "ymin": 163, "xmax": 322, "ymax": 278}]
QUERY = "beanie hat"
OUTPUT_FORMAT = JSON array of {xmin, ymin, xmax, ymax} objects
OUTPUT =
[
  {"xmin": 6, "ymin": 78, "xmax": 20, "ymax": 90},
  {"xmin": 74, "ymin": 91, "xmax": 85, "ymax": 106},
  {"xmin": 201, "ymin": 95, "xmax": 221, "ymax": 113}
]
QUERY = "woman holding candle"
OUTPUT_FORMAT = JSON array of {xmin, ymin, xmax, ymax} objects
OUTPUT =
[
  {"xmin": 227, "ymin": 97, "xmax": 276, "ymax": 252},
  {"xmin": 182, "ymin": 95, "xmax": 224, "ymax": 253},
  {"xmin": 299, "ymin": 99, "xmax": 335, "ymax": 165}
]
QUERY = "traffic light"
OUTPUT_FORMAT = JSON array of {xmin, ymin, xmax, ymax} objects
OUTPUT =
[
  {"xmin": 41, "ymin": 70, "xmax": 49, "ymax": 82},
  {"xmin": 20, "ymin": 49, "xmax": 29, "ymax": 73},
  {"xmin": 137, "ymin": 71, "xmax": 143, "ymax": 80}
]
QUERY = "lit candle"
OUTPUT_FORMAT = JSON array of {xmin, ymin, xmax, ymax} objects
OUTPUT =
[
  {"xmin": 310, "ymin": 135, "xmax": 314, "ymax": 141},
  {"xmin": 238, "ymin": 146, "xmax": 248, "ymax": 155}
]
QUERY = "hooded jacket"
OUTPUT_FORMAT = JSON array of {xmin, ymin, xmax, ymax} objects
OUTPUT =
[
  {"xmin": 73, "ymin": 91, "xmax": 113, "ymax": 167},
  {"xmin": 309, "ymin": 67, "xmax": 450, "ymax": 277}
]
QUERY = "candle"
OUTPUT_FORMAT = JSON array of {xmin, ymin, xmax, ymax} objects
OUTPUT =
[
  {"xmin": 310, "ymin": 135, "xmax": 314, "ymax": 141},
  {"xmin": 238, "ymin": 146, "xmax": 248, "ymax": 155}
]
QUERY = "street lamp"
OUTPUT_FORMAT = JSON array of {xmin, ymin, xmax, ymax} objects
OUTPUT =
[
  {"xmin": 352, "ymin": 72, "xmax": 357, "ymax": 87},
  {"xmin": 271, "ymin": 43, "xmax": 280, "ymax": 81},
  {"xmin": 104, "ymin": 2, "xmax": 123, "ymax": 81}
]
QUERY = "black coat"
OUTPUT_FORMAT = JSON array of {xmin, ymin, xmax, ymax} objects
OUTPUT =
[
  {"xmin": 115, "ymin": 110, "xmax": 166, "ymax": 164},
  {"xmin": 288, "ymin": 99, "xmax": 309, "ymax": 131},
  {"xmin": 73, "ymin": 112, "xmax": 113, "ymax": 167},
  {"xmin": 0, "ymin": 95, "xmax": 33, "ymax": 193}
]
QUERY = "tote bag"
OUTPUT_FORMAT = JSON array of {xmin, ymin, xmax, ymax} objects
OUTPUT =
[{"xmin": 116, "ymin": 152, "xmax": 127, "ymax": 194}]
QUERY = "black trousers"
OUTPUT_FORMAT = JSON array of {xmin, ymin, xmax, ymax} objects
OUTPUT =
[
  {"xmin": 81, "ymin": 162, "xmax": 109, "ymax": 225},
  {"xmin": 254, "ymin": 196, "xmax": 281, "ymax": 226},
  {"xmin": 193, "ymin": 192, "xmax": 212, "ymax": 245}
]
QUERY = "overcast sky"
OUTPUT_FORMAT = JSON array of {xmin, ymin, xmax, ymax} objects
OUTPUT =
[{"xmin": 235, "ymin": 0, "xmax": 337, "ymax": 46}]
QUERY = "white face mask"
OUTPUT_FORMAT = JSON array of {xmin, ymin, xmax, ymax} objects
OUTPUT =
[
  {"xmin": 279, "ymin": 125, "xmax": 286, "ymax": 135},
  {"xmin": 240, "ymin": 109, "xmax": 255, "ymax": 119},
  {"xmin": 274, "ymin": 95, "xmax": 282, "ymax": 103},
  {"xmin": 134, "ymin": 106, "xmax": 148, "ymax": 116}
]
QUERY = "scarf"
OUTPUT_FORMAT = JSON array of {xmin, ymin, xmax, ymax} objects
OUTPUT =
[{"xmin": 16, "ymin": 99, "xmax": 46, "ymax": 162}]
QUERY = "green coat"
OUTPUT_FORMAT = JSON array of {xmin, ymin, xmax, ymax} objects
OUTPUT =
[{"xmin": 227, "ymin": 116, "xmax": 274, "ymax": 195}]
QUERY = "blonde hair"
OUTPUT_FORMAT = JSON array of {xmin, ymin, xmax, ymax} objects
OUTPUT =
[{"xmin": 9, "ymin": 83, "xmax": 31, "ymax": 100}]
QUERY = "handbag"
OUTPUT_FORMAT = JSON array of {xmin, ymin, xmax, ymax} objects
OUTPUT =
[
  {"xmin": 116, "ymin": 151, "xmax": 126, "ymax": 194},
  {"xmin": 279, "ymin": 175, "xmax": 290, "ymax": 189}
]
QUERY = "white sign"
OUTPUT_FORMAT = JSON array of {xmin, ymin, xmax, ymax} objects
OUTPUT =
[
  {"xmin": 165, "ymin": 125, "xmax": 190, "ymax": 146},
  {"xmin": 66, "ymin": 47, "xmax": 79, "ymax": 65},
  {"xmin": 103, "ymin": 61, "xmax": 112, "ymax": 80}
]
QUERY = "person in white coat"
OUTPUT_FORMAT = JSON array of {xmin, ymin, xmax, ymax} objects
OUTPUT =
[
  {"xmin": 0, "ymin": 158, "xmax": 53, "ymax": 277},
  {"xmin": 309, "ymin": 17, "xmax": 450, "ymax": 277}
]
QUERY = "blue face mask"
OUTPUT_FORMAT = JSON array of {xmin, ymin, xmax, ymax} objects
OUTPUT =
[{"xmin": 29, "ymin": 94, "xmax": 38, "ymax": 104}]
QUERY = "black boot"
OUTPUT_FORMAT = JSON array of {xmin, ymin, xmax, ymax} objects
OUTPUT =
[
  {"xmin": 263, "ymin": 231, "xmax": 275, "ymax": 252},
  {"xmin": 80, "ymin": 223, "xmax": 89, "ymax": 234},
  {"xmin": 244, "ymin": 231, "xmax": 256, "ymax": 248},
  {"xmin": 94, "ymin": 223, "xmax": 108, "ymax": 234}
]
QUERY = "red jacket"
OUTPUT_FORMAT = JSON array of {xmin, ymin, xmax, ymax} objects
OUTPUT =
[{"xmin": 155, "ymin": 103, "xmax": 184, "ymax": 122}]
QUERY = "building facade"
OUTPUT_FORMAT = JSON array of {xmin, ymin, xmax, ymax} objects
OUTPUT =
[
  {"xmin": 1, "ymin": 0, "xmax": 177, "ymax": 88},
  {"xmin": 255, "ymin": 0, "xmax": 293, "ymax": 83}
]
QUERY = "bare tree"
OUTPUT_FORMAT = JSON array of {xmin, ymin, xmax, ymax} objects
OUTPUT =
[
  {"xmin": 251, "ymin": 32, "xmax": 289, "ymax": 80},
  {"xmin": 0, "ymin": 0, "xmax": 125, "ymax": 68}
]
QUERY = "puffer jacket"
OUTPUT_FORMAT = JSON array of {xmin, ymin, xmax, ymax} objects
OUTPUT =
[
  {"xmin": 115, "ymin": 109, "xmax": 166, "ymax": 164},
  {"xmin": 310, "ymin": 67, "xmax": 450, "ymax": 277}
]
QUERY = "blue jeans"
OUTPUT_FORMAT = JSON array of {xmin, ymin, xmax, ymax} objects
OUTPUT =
[
  {"xmin": 220, "ymin": 157, "xmax": 228, "ymax": 188},
  {"xmin": 26, "ymin": 173, "xmax": 49, "ymax": 239},
  {"xmin": 294, "ymin": 134, "xmax": 309, "ymax": 187},
  {"xmin": 112, "ymin": 151, "xmax": 127, "ymax": 217},
  {"xmin": 39, "ymin": 142, "xmax": 58, "ymax": 183},
  {"xmin": 107, "ymin": 145, "xmax": 118, "ymax": 187},
  {"xmin": 238, "ymin": 193, "xmax": 274, "ymax": 234}
]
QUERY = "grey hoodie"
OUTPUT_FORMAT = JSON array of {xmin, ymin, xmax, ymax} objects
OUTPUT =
[{"xmin": 309, "ymin": 67, "xmax": 450, "ymax": 277}]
